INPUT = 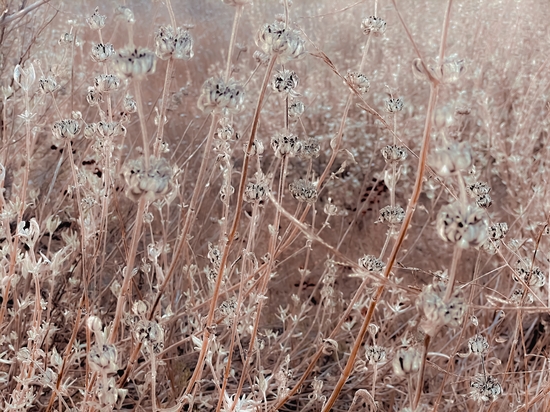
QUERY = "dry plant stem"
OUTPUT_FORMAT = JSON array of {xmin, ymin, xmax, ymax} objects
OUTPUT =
[
  {"xmin": 183, "ymin": 55, "xmax": 277, "ymax": 396},
  {"xmin": 134, "ymin": 80, "xmax": 150, "ymax": 167},
  {"xmin": 109, "ymin": 197, "xmax": 146, "ymax": 343},
  {"xmin": 445, "ymin": 245, "xmax": 462, "ymax": 301},
  {"xmin": 413, "ymin": 334, "xmax": 432, "ymax": 410},
  {"xmin": 225, "ymin": 5, "xmax": 243, "ymax": 82},
  {"xmin": 153, "ymin": 57, "xmax": 174, "ymax": 157},
  {"xmin": 320, "ymin": 80, "xmax": 440, "ymax": 412}
]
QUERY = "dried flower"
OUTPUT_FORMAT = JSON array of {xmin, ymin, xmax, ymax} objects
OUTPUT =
[
  {"xmin": 86, "ymin": 87, "xmax": 103, "ymax": 106},
  {"xmin": 89, "ymin": 343, "xmax": 118, "ymax": 374},
  {"xmin": 114, "ymin": 47, "xmax": 156, "ymax": 79},
  {"xmin": 155, "ymin": 25, "xmax": 194, "ymax": 60},
  {"xmin": 513, "ymin": 259, "xmax": 545, "ymax": 287},
  {"xmin": 379, "ymin": 205, "xmax": 405, "ymax": 225},
  {"xmin": 298, "ymin": 137, "xmax": 320, "ymax": 159},
  {"xmin": 365, "ymin": 345, "xmax": 386, "ymax": 364},
  {"xmin": 288, "ymin": 100, "xmax": 305, "ymax": 119},
  {"xmin": 124, "ymin": 95, "xmax": 137, "ymax": 113},
  {"xmin": 245, "ymin": 172, "xmax": 269, "ymax": 202},
  {"xmin": 436, "ymin": 202, "xmax": 487, "ymax": 248},
  {"xmin": 417, "ymin": 281, "xmax": 466, "ymax": 335},
  {"xmin": 273, "ymin": 69, "xmax": 299, "ymax": 95},
  {"xmin": 123, "ymin": 156, "xmax": 173, "ymax": 202},
  {"xmin": 344, "ymin": 72, "xmax": 370, "ymax": 94},
  {"xmin": 393, "ymin": 347, "xmax": 421, "ymax": 376},
  {"xmin": 38, "ymin": 76, "xmax": 57, "ymax": 94},
  {"xmin": 381, "ymin": 145, "xmax": 407, "ymax": 162},
  {"xmin": 271, "ymin": 131, "xmax": 301, "ymax": 157},
  {"xmin": 289, "ymin": 179, "xmax": 318, "ymax": 203},
  {"xmin": 470, "ymin": 375, "xmax": 501, "ymax": 402},
  {"xmin": 52, "ymin": 119, "xmax": 80, "ymax": 140},
  {"xmin": 358, "ymin": 255, "xmax": 385, "ymax": 273},
  {"xmin": 361, "ymin": 16, "xmax": 387, "ymax": 36},
  {"xmin": 94, "ymin": 74, "xmax": 120, "ymax": 92},
  {"xmin": 256, "ymin": 21, "xmax": 305, "ymax": 63},
  {"xmin": 115, "ymin": 6, "xmax": 135, "ymax": 24},
  {"xmin": 134, "ymin": 320, "xmax": 165, "ymax": 354},
  {"xmin": 87, "ymin": 8, "xmax": 106, "ymax": 30},
  {"xmin": 468, "ymin": 334, "xmax": 489, "ymax": 355},
  {"xmin": 91, "ymin": 43, "xmax": 115, "ymax": 63},
  {"xmin": 432, "ymin": 141, "xmax": 472, "ymax": 176},
  {"xmin": 197, "ymin": 77, "xmax": 245, "ymax": 114},
  {"xmin": 385, "ymin": 97, "xmax": 404, "ymax": 113},
  {"xmin": 488, "ymin": 222, "xmax": 508, "ymax": 241}
]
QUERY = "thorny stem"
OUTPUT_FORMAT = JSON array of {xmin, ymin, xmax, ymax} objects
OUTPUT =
[{"xmin": 183, "ymin": 55, "xmax": 277, "ymax": 396}]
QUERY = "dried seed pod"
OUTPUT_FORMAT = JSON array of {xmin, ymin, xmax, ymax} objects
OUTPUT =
[
  {"xmin": 468, "ymin": 334, "xmax": 489, "ymax": 355},
  {"xmin": 513, "ymin": 259, "xmax": 545, "ymax": 287},
  {"xmin": 385, "ymin": 97, "xmax": 404, "ymax": 113},
  {"xmin": 470, "ymin": 375, "xmax": 501, "ymax": 402},
  {"xmin": 365, "ymin": 345, "xmax": 386, "ymax": 364},
  {"xmin": 91, "ymin": 43, "xmax": 115, "ymax": 62},
  {"xmin": 256, "ymin": 21, "xmax": 305, "ymax": 63},
  {"xmin": 86, "ymin": 87, "xmax": 103, "ymax": 106},
  {"xmin": 379, "ymin": 205, "xmax": 405, "ymax": 225},
  {"xmin": 155, "ymin": 25, "xmax": 194, "ymax": 60},
  {"xmin": 358, "ymin": 255, "xmax": 385, "ymax": 273},
  {"xmin": 273, "ymin": 69, "xmax": 299, "ymax": 94},
  {"xmin": 289, "ymin": 179, "xmax": 318, "ymax": 203},
  {"xmin": 87, "ymin": 8, "xmax": 106, "ymax": 30},
  {"xmin": 52, "ymin": 119, "xmax": 80, "ymax": 140},
  {"xmin": 393, "ymin": 347, "xmax": 421, "ymax": 376},
  {"xmin": 94, "ymin": 74, "xmax": 120, "ymax": 92},
  {"xmin": 345, "ymin": 72, "xmax": 370, "ymax": 94},
  {"xmin": 197, "ymin": 77, "xmax": 245, "ymax": 114},
  {"xmin": 361, "ymin": 16, "xmax": 387, "ymax": 36},
  {"xmin": 113, "ymin": 47, "xmax": 156, "ymax": 79},
  {"xmin": 381, "ymin": 145, "xmax": 407, "ymax": 162},
  {"xmin": 436, "ymin": 202, "xmax": 487, "ymax": 248},
  {"xmin": 488, "ymin": 222, "xmax": 508, "ymax": 241},
  {"xmin": 271, "ymin": 131, "xmax": 301, "ymax": 157},
  {"xmin": 123, "ymin": 156, "xmax": 173, "ymax": 202},
  {"xmin": 298, "ymin": 137, "xmax": 320, "ymax": 159},
  {"xmin": 288, "ymin": 100, "xmax": 305, "ymax": 119}
]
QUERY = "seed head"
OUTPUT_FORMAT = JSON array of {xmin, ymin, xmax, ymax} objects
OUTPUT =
[
  {"xmin": 123, "ymin": 156, "xmax": 173, "ymax": 202},
  {"xmin": 94, "ymin": 74, "xmax": 120, "ymax": 92},
  {"xmin": 88, "ymin": 343, "xmax": 118, "ymax": 374},
  {"xmin": 381, "ymin": 145, "xmax": 407, "ymax": 163},
  {"xmin": 155, "ymin": 25, "xmax": 194, "ymax": 60},
  {"xmin": 273, "ymin": 69, "xmax": 299, "ymax": 95},
  {"xmin": 365, "ymin": 345, "xmax": 386, "ymax": 364},
  {"xmin": 38, "ymin": 76, "xmax": 57, "ymax": 93},
  {"xmin": 197, "ymin": 77, "xmax": 245, "ymax": 114},
  {"xmin": 513, "ymin": 259, "xmax": 545, "ymax": 287},
  {"xmin": 385, "ymin": 97, "xmax": 404, "ymax": 113},
  {"xmin": 358, "ymin": 255, "xmax": 385, "ymax": 273},
  {"xmin": 123, "ymin": 95, "xmax": 137, "ymax": 113},
  {"xmin": 288, "ymin": 100, "xmax": 305, "ymax": 119},
  {"xmin": 393, "ymin": 347, "xmax": 421, "ymax": 376},
  {"xmin": 379, "ymin": 205, "xmax": 405, "ymax": 225},
  {"xmin": 289, "ymin": 179, "xmax": 318, "ymax": 203},
  {"xmin": 417, "ymin": 281, "xmax": 466, "ymax": 335},
  {"xmin": 298, "ymin": 137, "xmax": 320, "ymax": 159},
  {"xmin": 91, "ymin": 43, "xmax": 115, "ymax": 63},
  {"xmin": 436, "ymin": 202, "xmax": 487, "ymax": 248},
  {"xmin": 468, "ymin": 334, "xmax": 489, "ymax": 355},
  {"xmin": 488, "ymin": 222, "xmax": 508, "ymax": 241},
  {"xmin": 271, "ymin": 131, "xmax": 301, "ymax": 158},
  {"xmin": 86, "ymin": 87, "xmax": 103, "ymax": 106},
  {"xmin": 113, "ymin": 47, "xmax": 156, "ymax": 79},
  {"xmin": 52, "ymin": 119, "xmax": 80, "ymax": 140},
  {"xmin": 432, "ymin": 141, "xmax": 472, "ymax": 176},
  {"xmin": 87, "ymin": 8, "xmax": 106, "ymax": 30},
  {"xmin": 361, "ymin": 16, "xmax": 387, "ymax": 36},
  {"xmin": 256, "ymin": 21, "xmax": 306, "ymax": 63},
  {"xmin": 345, "ymin": 72, "xmax": 370, "ymax": 94},
  {"xmin": 470, "ymin": 375, "xmax": 501, "ymax": 402}
]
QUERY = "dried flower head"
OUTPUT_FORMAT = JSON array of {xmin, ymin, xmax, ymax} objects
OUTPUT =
[
  {"xmin": 124, "ymin": 95, "xmax": 137, "ymax": 113},
  {"xmin": 113, "ymin": 47, "xmax": 156, "ymax": 79},
  {"xmin": 91, "ymin": 43, "xmax": 115, "ymax": 63},
  {"xmin": 256, "ymin": 21, "xmax": 306, "ymax": 63},
  {"xmin": 385, "ymin": 97, "xmax": 404, "ymax": 113},
  {"xmin": 393, "ymin": 347, "xmax": 421, "ymax": 376},
  {"xmin": 417, "ymin": 281, "xmax": 466, "ymax": 335},
  {"xmin": 52, "ymin": 119, "xmax": 80, "ymax": 140},
  {"xmin": 468, "ymin": 334, "xmax": 489, "ymax": 355},
  {"xmin": 361, "ymin": 16, "xmax": 387, "ymax": 36},
  {"xmin": 94, "ymin": 74, "xmax": 120, "ymax": 92},
  {"xmin": 470, "ymin": 375, "xmax": 502, "ymax": 402},
  {"xmin": 87, "ymin": 8, "xmax": 106, "ymax": 30},
  {"xmin": 134, "ymin": 320, "xmax": 165, "ymax": 354},
  {"xmin": 155, "ymin": 25, "xmax": 194, "ymax": 60},
  {"xmin": 298, "ymin": 137, "xmax": 320, "ymax": 159},
  {"xmin": 96, "ymin": 121, "xmax": 126, "ymax": 139},
  {"xmin": 86, "ymin": 87, "xmax": 103, "ymax": 106},
  {"xmin": 379, "ymin": 205, "xmax": 405, "ymax": 225},
  {"xmin": 123, "ymin": 156, "xmax": 173, "ymax": 202},
  {"xmin": 197, "ymin": 77, "xmax": 245, "ymax": 114},
  {"xmin": 436, "ymin": 202, "xmax": 487, "ymax": 248},
  {"xmin": 89, "ymin": 343, "xmax": 118, "ymax": 374},
  {"xmin": 488, "ymin": 222, "xmax": 508, "ymax": 241},
  {"xmin": 381, "ymin": 145, "xmax": 407, "ymax": 162},
  {"xmin": 513, "ymin": 259, "xmax": 545, "ymax": 287},
  {"xmin": 289, "ymin": 179, "xmax": 318, "ymax": 203},
  {"xmin": 288, "ymin": 100, "xmax": 305, "ymax": 119},
  {"xmin": 345, "ymin": 72, "xmax": 370, "ymax": 94},
  {"xmin": 358, "ymin": 255, "xmax": 385, "ymax": 273},
  {"xmin": 365, "ymin": 345, "xmax": 386, "ymax": 364},
  {"xmin": 432, "ymin": 141, "xmax": 472, "ymax": 176},
  {"xmin": 38, "ymin": 76, "xmax": 57, "ymax": 93},
  {"xmin": 271, "ymin": 131, "xmax": 301, "ymax": 157},
  {"xmin": 273, "ymin": 69, "xmax": 299, "ymax": 94}
]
